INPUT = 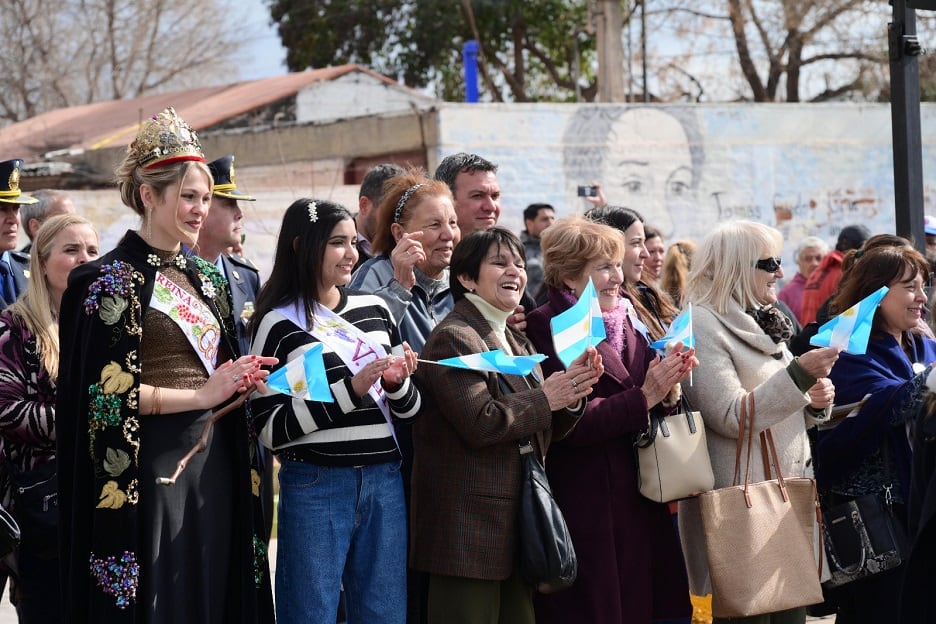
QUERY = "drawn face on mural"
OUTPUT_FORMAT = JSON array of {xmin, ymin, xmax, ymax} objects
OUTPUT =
[{"xmin": 602, "ymin": 109, "xmax": 694, "ymax": 239}]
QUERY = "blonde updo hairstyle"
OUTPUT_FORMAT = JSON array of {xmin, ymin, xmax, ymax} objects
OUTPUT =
[{"xmin": 115, "ymin": 157, "xmax": 212, "ymax": 217}]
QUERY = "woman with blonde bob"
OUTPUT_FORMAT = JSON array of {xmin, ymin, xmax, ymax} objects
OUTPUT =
[
  {"xmin": 678, "ymin": 220, "xmax": 839, "ymax": 624},
  {"xmin": 525, "ymin": 216, "xmax": 696, "ymax": 624}
]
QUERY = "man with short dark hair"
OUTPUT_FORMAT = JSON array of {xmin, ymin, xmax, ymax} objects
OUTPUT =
[
  {"xmin": 521, "ymin": 203, "xmax": 555, "ymax": 303},
  {"xmin": 0, "ymin": 159, "xmax": 36, "ymax": 308},
  {"xmin": 356, "ymin": 163, "xmax": 404, "ymax": 270},
  {"xmin": 434, "ymin": 153, "xmax": 501, "ymax": 234},
  {"xmin": 20, "ymin": 189, "xmax": 75, "ymax": 253}
]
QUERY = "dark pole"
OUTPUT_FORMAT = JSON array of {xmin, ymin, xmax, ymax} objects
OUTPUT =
[{"xmin": 889, "ymin": 0, "xmax": 925, "ymax": 255}]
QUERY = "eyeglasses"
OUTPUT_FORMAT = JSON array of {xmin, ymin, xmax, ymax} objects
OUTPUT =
[{"xmin": 754, "ymin": 257, "xmax": 782, "ymax": 273}]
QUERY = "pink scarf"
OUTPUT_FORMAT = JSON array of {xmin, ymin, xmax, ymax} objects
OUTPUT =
[{"xmin": 555, "ymin": 288, "xmax": 630, "ymax": 356}]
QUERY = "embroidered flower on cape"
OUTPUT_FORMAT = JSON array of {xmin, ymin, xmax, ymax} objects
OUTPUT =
[
  {"xmin": 103, "ymin": 448, "xmax": 131, "ymax": 477},
  {"xmin": 97, "ymin": 480, "xmax": 128, "ymax": 509},
  {"xmin": 100, "ymin": 361, "xmax": 134, "ymax": 394},
  {"xmin": 253, "ymin": 534, "xmax": 269, "ymax": 586},
  {"xmin": 89, "ymin": 551, "xmax": 139, "ymax": 609},
  {"xmin": 98, "ymin": 296, "xmax": 128, "ymax": 325},
  {"xmin": 83, "ymin": 261, "xmax": 144, "ymax": 321}
]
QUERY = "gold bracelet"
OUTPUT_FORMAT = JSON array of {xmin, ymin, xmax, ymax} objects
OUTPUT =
[{"xmin": 152, "ymin": 386, "xmax": 162, "ymax": 415}]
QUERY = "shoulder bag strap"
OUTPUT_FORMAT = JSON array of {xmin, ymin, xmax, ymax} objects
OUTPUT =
[
  {"xmin": 733, "ymin": 393, "xmax": 749, "ymax": 487},
  {"xmin": 741, "ymin": 393, "xmax": 758, "ymax": 507}
]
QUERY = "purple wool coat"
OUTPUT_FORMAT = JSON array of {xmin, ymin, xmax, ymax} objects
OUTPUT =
[{"xmin": 525, "ymin": 287, "xmax": 691, "ymax": 624}]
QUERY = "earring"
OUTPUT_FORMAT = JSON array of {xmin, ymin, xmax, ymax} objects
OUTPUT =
[{"xmin": 145, "ymin": 205, "xmax": 153, "ymax": 242}]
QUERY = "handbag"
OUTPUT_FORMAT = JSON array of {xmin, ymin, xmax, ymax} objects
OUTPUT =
[
  {"xmin": 635, "ymin": 396, "xmax": 715, "ymax": 502},
  {"xmin": 697, "ymin": 393, "xmax": 823, "ymax": 618},
  {"xmin": 495, "ymin": 373, "xmax": 577, "ymax": 594},
  {"xmin": 5, "ymin": 457, "xmax": 57, "ymax": 556},
  {"xmin": 517, "ymin": 438, "xmax": 577, "ymax": 594},
  {"xmin": 822, "ymin": 488, "xmax": 909, "ymax": 588}
]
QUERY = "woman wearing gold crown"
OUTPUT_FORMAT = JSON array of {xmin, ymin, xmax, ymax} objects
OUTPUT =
[{"xmin": 55, "ymin": 107, "xmax": 277, "ymax": 624}]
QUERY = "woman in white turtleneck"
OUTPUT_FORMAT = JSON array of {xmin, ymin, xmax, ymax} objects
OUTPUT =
[{"xmin": 409, "ymin": 227, "xmax": 603, "ymax": 624}]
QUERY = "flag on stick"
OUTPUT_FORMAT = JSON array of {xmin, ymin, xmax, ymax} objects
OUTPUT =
[
  {"xmin": 650, "ymin": 304, "xmax": 694, "ymax": 355},
  {"xmin": 550, "ymin": 278, "xmax": 606, "ymax": 367},
  {"xmin": 429, "ymin": 350, "xmax": 547, "ymax": 376},
  {"xmin": 809, "ymin": 286, "xmax": 888, "ymax": 355},
  {"xmin": 266, "ymin": 343, "xmax": 334, "ymax": 402}
]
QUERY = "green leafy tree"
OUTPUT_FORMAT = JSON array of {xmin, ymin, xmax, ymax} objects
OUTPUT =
[{"xmin": 269, "ymin": 0, "xmax": 602, "ymax": 102}]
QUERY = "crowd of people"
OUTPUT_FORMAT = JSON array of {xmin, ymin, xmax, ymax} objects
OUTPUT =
[{"xmin": 0, "ymin": 105, "xmax": 932, "ymax": 624}]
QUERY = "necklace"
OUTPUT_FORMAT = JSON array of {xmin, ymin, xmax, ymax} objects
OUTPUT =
[{"xmin": 146, "ymin": 252, "xmax": 188, "ymax": 270}]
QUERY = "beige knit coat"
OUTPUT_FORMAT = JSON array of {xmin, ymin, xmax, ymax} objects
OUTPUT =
[{"xmin": 677, "ymin": 302, "xmax": 827, "ymax": 595}]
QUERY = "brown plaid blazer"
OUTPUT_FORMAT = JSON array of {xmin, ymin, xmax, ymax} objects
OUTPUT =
[{"xmin": 409, "ymin": 298, "xmax": 579, "ymax": 580}]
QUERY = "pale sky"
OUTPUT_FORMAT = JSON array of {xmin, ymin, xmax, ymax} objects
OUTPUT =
[{"xmin": 238, "ymin": 0, "xmax": 288, "ymax": 81}]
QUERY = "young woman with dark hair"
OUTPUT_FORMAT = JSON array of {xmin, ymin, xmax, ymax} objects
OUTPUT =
[{"xmin": 249, "ymin": 198, "xmax": 420, "ymax": 624}]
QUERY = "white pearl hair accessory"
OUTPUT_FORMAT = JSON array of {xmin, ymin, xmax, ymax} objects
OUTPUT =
[{"xmin": 307, "ymin": 201, "xmax": 318, "ymax": 223}]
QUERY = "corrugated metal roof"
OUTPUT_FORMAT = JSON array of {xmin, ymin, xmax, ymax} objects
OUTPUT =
[{"xmin": 0, "ymin": 64, "xmax": 419, "ymax": 160}]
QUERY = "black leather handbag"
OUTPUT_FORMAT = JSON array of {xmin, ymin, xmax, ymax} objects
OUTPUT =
[
  {"xmin": 495, "ymin": 373, "xmax": 577, "ymax": 593},
  {"xmin": 516, "ymin": 437, "xmax": 577, "ymax": 594},
  {"xmin": 822, "ymin": 488, "xmax": 909, "ymax": 588}
]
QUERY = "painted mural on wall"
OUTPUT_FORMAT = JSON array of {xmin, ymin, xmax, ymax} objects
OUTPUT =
[
  {"xmin": 437, "ymin": 102, "xmax": 936, "ymax": 269},
  {"xmin": 58, "ymin": 102, "xmax": 936, "ymax": 281}
]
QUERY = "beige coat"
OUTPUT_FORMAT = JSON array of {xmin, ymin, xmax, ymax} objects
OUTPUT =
[{"xmin": 677, "ymin": 302, "xmax": 826, "ymax": 595}]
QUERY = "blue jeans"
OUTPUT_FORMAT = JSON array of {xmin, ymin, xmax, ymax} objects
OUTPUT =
[{"xmin": 275, "ymin": 460, "xmax": 407, "ymax": 624}]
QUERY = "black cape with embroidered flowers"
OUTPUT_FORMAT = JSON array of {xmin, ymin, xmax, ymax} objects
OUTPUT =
[{"xmin": 56, "ymin": 230, "xmax": 274, "ymax": 624}]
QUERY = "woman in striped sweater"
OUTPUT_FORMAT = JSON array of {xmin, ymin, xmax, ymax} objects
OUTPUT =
[{"xmin": 249, "ymin": 198, "xmax": 420, "ymax": 624}]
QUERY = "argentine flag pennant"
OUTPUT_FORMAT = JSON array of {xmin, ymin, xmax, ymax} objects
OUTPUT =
[
  {"xmin": 266, "ymin": 343, "xmax": 334, "ymax": 402},
  {"xmin": 650, "ymin": 304, "xmax": 694, "ymax": 355},
  {"xmin": 809, "ymin": 285, "xmax": 888, "ymax": 355},
  {"xmin": 433, "ymin": 350, "xmax": 547, "ymax": 376},
  {"xmin": 550, "ymin": 277, "xmax": 606, "ymax": 368}
]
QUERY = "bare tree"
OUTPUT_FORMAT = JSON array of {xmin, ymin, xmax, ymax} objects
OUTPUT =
[
  {"xmin": 640, "ymin": 1, "xmax": 895, "ymax": 103},
  {"xmin": 0, "ymin": 0, "xmax": 245, "ymax": 124}
]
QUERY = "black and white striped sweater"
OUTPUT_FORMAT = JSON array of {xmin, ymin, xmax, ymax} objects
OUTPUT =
[{"xmin": 249, "ymin": 290, "xmax": 420, "ymax": 467}]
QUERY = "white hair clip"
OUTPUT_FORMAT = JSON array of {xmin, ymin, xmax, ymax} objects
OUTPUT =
[{"xmin": 307, "ymin": 201, "xmax": 318, "ymax": 223}]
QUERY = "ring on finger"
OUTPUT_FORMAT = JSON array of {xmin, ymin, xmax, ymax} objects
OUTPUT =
[
  {"xmin": 232, "ymin": 374, "xmax": 240, "ymax": 383},
  {"xmin": 571, "ymin": 378, "xmax": 578, "ymax": 389}
]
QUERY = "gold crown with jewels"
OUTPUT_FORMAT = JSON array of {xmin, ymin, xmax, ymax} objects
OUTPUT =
[{"xmin": 129, "ymin": 107, "xmax": 205, "ymax": 169}]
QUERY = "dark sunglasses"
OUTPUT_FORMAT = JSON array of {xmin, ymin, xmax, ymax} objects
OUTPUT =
[{"xmin": 754, "ymin": 257, "xmax": 782, "ymax": 273}]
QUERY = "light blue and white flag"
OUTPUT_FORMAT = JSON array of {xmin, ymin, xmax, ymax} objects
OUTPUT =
[
  {"xmin": 266, "ymin": 343, "xmax": 334, "ymax": 402},
  {"xmin": 432, "ymin": 350, "xmax": 547, "ymax": 376},
  {"xmin": 809, "ymin": 285, "xmax": 888, "ymax": 355},
  {"xmin": 550, "ymin": 277, "xmax": 606, "ymax": 368},
  {"xmin": 650, "ymin": 304, "xmax": 694, "ymax": 355}
]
